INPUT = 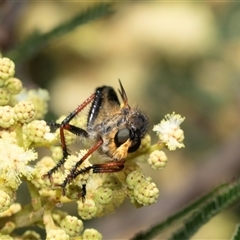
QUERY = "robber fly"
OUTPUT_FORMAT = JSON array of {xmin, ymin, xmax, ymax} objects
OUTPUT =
[{"xmin": 43, "ymin": 80, "xmax": 148, "ymax": 197}]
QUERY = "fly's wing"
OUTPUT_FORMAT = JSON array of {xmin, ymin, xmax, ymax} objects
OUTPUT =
[{"xmin": 87, "ymin": 86, "xmax": 120, "ymax": 127}]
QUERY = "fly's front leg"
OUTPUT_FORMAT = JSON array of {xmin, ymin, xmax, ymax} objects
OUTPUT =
[
  {"xmin": 71, "ymin": 160, "xmax": 125, "ymax": 179},
  {"xmin": 60, "ymin": 160, "xmax": 124, "ymax": 199}
]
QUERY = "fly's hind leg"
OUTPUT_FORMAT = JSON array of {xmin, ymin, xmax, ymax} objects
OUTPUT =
[
  {"xmin": 42, "ymin": 123, "xmax": 89, "ymax": 181},
  {"xmin": 42, "ymin": 93, "xmax": 95, "ymax": 182}
]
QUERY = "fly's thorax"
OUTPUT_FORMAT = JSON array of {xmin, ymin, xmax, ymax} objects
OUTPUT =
[{"xmin": 87, "ymin": 111, "xmax": 126, "ymax": 137}]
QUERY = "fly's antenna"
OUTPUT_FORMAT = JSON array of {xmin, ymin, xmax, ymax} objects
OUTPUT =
[{"xmin": 118, "ymin": 79, "xmax": 130, "ymax": 108}]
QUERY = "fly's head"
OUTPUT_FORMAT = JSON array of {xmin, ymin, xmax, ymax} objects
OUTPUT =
[
  {"xmin": 114, "ymin": 109, "xmax": 148, "ymax": 153},
  {"xmin": 113, "ymin": 80, "xmax": 148, "ymax": 154}
]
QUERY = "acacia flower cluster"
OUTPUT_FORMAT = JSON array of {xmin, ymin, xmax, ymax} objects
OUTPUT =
[{"xmin": 0, "ymin": 56, "xmax": 185, "ymax": 239}]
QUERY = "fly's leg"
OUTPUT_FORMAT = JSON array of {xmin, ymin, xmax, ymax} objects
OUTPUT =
[
  {"xmin": 59, "ymin": 160, "xmax": 125, "ymax": 198},
  {"xmin": 57, "ymin": 139, "xmax": 103, "ymax": 196},
  {"xmin": 42, "ymin": 93, "xmax": 95, "ymax": 182},
  {"xmin": 62, "ymin": 161, "xmax": 125, "ymax": 199}
]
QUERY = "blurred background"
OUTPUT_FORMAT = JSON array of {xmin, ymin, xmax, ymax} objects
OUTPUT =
[{"xmin": 1, "ymin": 1, "xmax": 240, "ymax": 239}]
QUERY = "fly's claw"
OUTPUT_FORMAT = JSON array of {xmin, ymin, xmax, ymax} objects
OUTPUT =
[
  {"xmin": 54, "ymin": 182, "xmax": 67, "ymax": 196},
  {"xmin": 42, "ymin": 171, "xmax": 54, "ymax": 184}
]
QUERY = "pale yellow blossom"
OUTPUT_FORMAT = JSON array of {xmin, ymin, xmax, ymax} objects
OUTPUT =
[{"xmin": 153, "ymin": 112, "xmax": 185, "ymax": 150}]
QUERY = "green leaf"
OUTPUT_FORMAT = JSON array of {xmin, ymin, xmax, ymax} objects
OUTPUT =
[
  {"xmin": 231, "ymin": 223, "xmax": 240, "ymax": 240},
  {"xmin": 6, "ymin": 3, "xmax": 113, "ymax": 63},
  {"xmin": 131, "ymin": 181, "xmax": 240, "ymax": 240},
  {"xmin": 170, "ymin": 180, "xmax": 240, "ymax": 240}
]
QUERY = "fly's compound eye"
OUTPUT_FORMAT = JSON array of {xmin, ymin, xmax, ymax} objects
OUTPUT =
[
  {"xmin": 114, "ymin": 128, "xmax": 141, "ymax": 153},
  {"xmin": 114, "ymin": 128, "xmax": 130, "ymax": 147}
]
